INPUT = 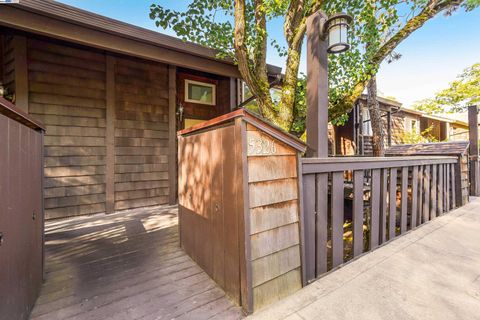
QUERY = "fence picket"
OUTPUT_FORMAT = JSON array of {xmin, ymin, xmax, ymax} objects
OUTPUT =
[
  {"xmin": 401, "ymin": 167, "xmax": 408, "ymax": 233},
  {"xmin": 380, "ymin": 169, "xmax": 388, "ymax": 244},
  {"xmin": 423, "ymin": 165, "xmax": 430, "ymax": 222},
  {"xmin": 316, "ymin": 173, "xmax": 328, "ymax": 276},
  {"xmin": 353, "ymin": 170, "xmax": 364, "ymax": 257},
  {"xmin": 370, "ymin": 169, "xmax": 381, "ymax": 250},
  {"xmin": 438, "ymin": 163, "xmax": 444, "ymax": 214},
  {"xmin": 389, "ymin": 168, "xmax": 397, "ymax": 240},
  {"xmin": 332, "ymin": 172, "xmax": 344, "ymax": 268},
  {"xmin": 446, "ymin": 164, "xmax": 450, "ymax": 211},
  {"xmin": 430, "ymin": 165, "xmax": 437, "ymax": 219},
  {"xmin": 417, "ymin": 165, "xmax": 424, "ymax": 226},
  {"xmin": 303, "ymin": 174, "xmax": 316, "ymax": 281},
  {"xmin": 411, "ymin": 166, "xmax": 418, "ymax": 228},
  {"xmin": 451, "ymin": 164, "xmax": 456, "ymax": 209}
]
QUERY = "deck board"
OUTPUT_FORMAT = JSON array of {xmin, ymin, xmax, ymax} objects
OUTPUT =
[{"xmin": 30, "ymin": 206, "xmax": 243, "ymax": 320}]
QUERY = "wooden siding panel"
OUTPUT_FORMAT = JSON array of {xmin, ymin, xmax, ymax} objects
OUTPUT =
[
  {"xmin": 250, "ymin": 200, "xmax": 298, "ymax": 235},
  {"xmin": 114, "ymin": 56, "xmax": 170, "ymax": 211},
  {"xmin": 251, "ymin": 245, "xmax": 301, "ymax": 287},
  {"xmin": 250, "ymin": 223, "xmax": 300, "ymax": 261},
  {"xmin": 248, "ymin": 179, "xmax": 298, "ymax": 208},
  {"xmin": 247, "ymin": 132, "xmax": 302, "ymax": 310},
  {"xmin": 27, "ymin": 38, "xmax": 107, "ymax": 219},
  {"xmin": 247, "ymin": 155, "xmax": 297, "ymax": 183},
  {"xmin": 252, "ymin": 269, "xmax": 302, "ymax": 312}
]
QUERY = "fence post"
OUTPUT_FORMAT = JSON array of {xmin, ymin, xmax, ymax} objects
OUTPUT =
[{"xmin": 468, "ymin": 105, "xmax": 479, "ymax": 196}]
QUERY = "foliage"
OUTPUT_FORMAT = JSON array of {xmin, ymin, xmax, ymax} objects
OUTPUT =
[
  {"xmin": 150, "ymin": 0, "xmax": 480, "ymax": 133},
  {"xmin": 413, "ymin": 62, "xmax": 480, "ymax": 114},
  {"xmin": 400, "ymin": 125, "xmax": 439, "ymax": 144},
  {"xmin": 291, "ymin": 74, "xmax": 307, "ymax": 136}
]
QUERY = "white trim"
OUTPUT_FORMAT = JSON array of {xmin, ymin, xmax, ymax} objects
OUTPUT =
[{"xmin": 184, "ymin": 79, "xmax": 216, "ymax": 106}]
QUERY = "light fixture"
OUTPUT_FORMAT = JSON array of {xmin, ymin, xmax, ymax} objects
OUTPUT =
[{"xmin": 325, "ymin": 13, "xmax": 352, "ymax": 54}]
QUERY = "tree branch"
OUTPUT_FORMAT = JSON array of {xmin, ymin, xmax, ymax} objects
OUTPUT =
[
  {"xmin": 234, "ymin": 0, "xmax": 275, "ymax": 121},
  {"xmin": 253, "ymin": 0, "xmax": 269, "ymax": 84},
  {"xmin": 330, "ymin": 0, "xmax": 462, "ymax": 119}
]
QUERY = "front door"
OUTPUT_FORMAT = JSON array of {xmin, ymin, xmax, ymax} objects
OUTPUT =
[{"xmin": 177, "ymin": 71, "xmax": 221, "ymax": 130}]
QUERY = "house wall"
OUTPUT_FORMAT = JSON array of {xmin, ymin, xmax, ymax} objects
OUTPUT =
[
  {"xmin": 27, "ymin": 38, "xmax": 108, "ymax": 219},
  {"xmin": 2, "ymin": 35, "xmax": 14, "ymax": 97},
  {"xmin": 0, "ymin": 30, "xmax": 235, "ymax": 220},
  {"xmin": 391, "ymin": 112, "xmax": 408, "ymax": 145},
  {"xmin": 177, "ymin": 69, "xmax": 233, "ymax": 125},
  {"xmin": 113, "ymin": 56, "xmax": 170, "ymax": 211},
  {"xmin": 451, "ymin": 124, "xmax": 469, "ymax": 141},
  {"xmin": 335, "ymin": 105, "xmax": 419, "ymax": 156},
  {"xmin": 421, "ymin": 118, "xmax": 442, "ymax": 141}
]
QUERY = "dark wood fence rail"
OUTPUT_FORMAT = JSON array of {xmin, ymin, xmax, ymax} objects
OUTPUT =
[{"xmin": 301, "ymin": 156, "xmax": 458, "ymax": 283}]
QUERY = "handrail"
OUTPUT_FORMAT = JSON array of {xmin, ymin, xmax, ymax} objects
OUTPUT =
[{"xmin": 302, "ymin": 156, "xmax": 457, "ymax": 173}]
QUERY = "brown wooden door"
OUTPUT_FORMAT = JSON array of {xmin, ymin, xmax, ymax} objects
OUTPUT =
[
  {"xmin": 177, "ymin": 71, "xmax": 232, "ymax": 129},
  {"xmin": 0, "ymin": 115, "xmax": 44, "ymax": 320}
]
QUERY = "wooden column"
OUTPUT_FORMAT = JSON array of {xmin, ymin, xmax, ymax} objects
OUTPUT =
[
  {"xmin": 445, "ymin": 122, "xmax": 451, "ymax": 141},
  {"xmin": 468, "ymin": 105, "xmax": 479, "ymax": 196},
  {"xmin": 168, "ymin": 66, "xmax": 177, "ymax": 205},
  {"xmin": 12, "ymin": 35, "xmax": 28, "ymax": 112},
  {"xmin": 230, "ymin": 77, "xmax": 237, "ymax": 110},
  {"xmin": 387, "ymin": 111, "xmax": 392, "ymax": 146},
  {"xmin": 105, "ymin": 56, "xmax": 116, "ymax": 214},
  {"xmin": 306, "ymin": 11, "xmax": 329, "ymax": 158}
]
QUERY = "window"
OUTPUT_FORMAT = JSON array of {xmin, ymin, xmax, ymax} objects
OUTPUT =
[
  {"xmin": 185, "ymin": 79, "xmax": 216, "ymax": 105},
  {"xmin": 406, "ymin": 118, "xmax": 418, "ymax": 134},
  {"xmin": 362, "ymin": 108, "xmax": 373, "ymax": 136},
  {"xmin": 241, "ymin": 81, "xmax": 282, "ymax": 113},
  {"xmin": 411, "ymin": 120, "xmax": 417, "ymax": 133}
]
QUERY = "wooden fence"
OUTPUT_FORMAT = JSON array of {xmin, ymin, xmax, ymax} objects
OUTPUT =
[{"xmin": 301, "ymin": 156, "xmax": 458, "ymax": 283}]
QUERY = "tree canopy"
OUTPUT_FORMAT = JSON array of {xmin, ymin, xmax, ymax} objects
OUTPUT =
[
  {"xmin": 150, "ymin": 0, "xmax": 479, "ymax": 133},
  {"xmin": 413, "ymin": 62, "xmax": 480, "ymax": 114}
]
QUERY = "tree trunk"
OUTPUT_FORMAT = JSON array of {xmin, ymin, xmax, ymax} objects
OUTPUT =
[{"xmin": 367, "ymin": 75, "xmax": 385, "ymax": 157}]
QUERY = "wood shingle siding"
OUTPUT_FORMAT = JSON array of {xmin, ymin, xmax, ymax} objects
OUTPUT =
[
  {"xmin": 27, "ymin": 39, "xmax": 107, "ymax": 219},
  {"xmin": 2, "ymin": 35, "xmax": 14, "ymax": 94},
  {"xmin": 24, "ymin": 37, "xmax": 173, "ymax": 219},
  {"xmin": 113, "ymin": 57, "xmax": 170, "ymax": 211},
  {"xmin": 246, "ymin": 124, "xmax": 302, "ymax": 311}
]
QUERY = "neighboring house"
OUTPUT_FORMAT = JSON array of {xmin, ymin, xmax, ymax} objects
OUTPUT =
[
  {"xmin": 0, "ymin": 0, "xmax": 280, "ymax": 219},
  {"xmin": 435, "ymin": 111, "xmax": 480, "ymax": 142},
  {"xmin": 333, "ymin": 95, "xmax": 471, "ymax": 156}
]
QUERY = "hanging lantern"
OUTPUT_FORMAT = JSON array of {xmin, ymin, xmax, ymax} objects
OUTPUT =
[{"xmin": 325, "ymin": 13, "xmax": 352, "ymax": 54}]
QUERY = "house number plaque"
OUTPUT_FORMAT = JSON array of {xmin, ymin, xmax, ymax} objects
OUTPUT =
[{"xmin": 247, "ymin": 133, "xmax": 277, "ymax": 155}]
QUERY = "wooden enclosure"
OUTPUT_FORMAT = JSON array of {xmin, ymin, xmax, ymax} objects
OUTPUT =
[
  {"xmin": 178, "ymin": 109, "xmax": 306, "ymax": 313},
  {"xmin": 0, "ymin": 97, "xmax": 45, "ymax": 320}
]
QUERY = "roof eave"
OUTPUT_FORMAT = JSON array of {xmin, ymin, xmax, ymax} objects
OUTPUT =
[{"xmin": 5, "ymin": 0, "xmax": 282, "ymax": 78}]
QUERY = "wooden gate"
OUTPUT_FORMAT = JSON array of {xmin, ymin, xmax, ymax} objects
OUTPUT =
[{"xmin": 0, "ymin": 98, "xmax": 45, "ymax": 320}]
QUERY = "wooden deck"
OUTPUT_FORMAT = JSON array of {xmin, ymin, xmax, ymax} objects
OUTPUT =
[{"xmin": 30, "ymin": 206, "xmax": 243, "ymax": 320}]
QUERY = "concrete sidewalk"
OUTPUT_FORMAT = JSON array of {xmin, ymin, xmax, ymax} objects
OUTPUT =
[{"xmin": 249, "ymin": 198, "xmax": 480, "ymax": 320}]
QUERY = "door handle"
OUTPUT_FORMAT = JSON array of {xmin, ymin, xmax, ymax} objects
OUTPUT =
[
  {"xmin": 177, "ymin": 103, "xmax": 184, "ymax": 122},
  {"xmin": 0, "ymin": 232, "xmax": 4, "ymax": 246}
]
